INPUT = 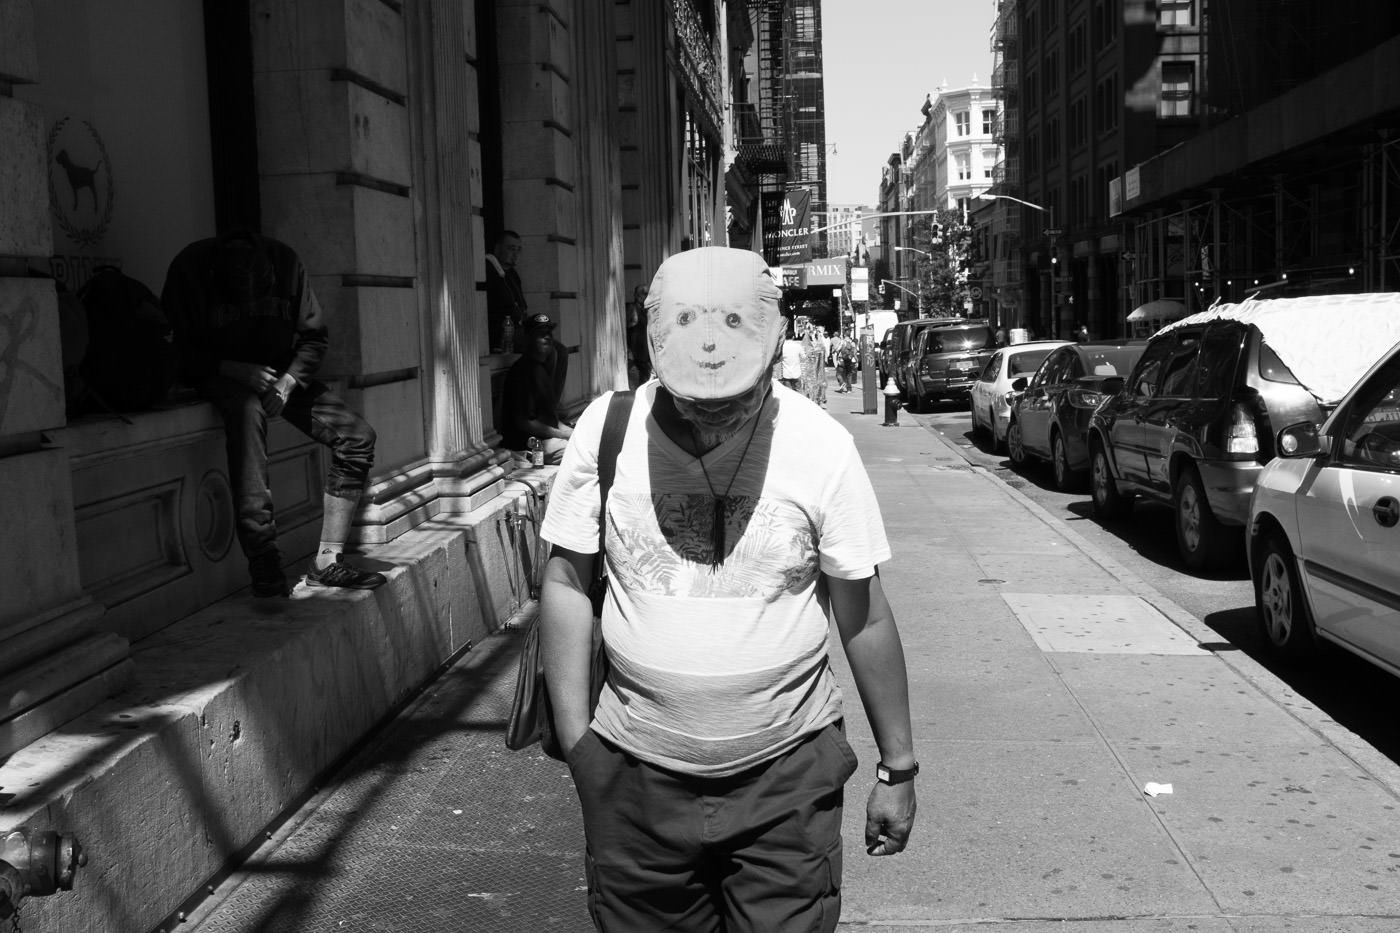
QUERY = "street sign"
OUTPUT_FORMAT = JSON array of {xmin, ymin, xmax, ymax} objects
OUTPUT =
[{"xmin": 970, "ymin": 286, "xmax": 983, "ymax": 300}]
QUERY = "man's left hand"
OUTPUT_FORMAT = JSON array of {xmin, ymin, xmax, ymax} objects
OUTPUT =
[
  {"xmin": 864, "ymin": 781, "xmax": 916, "ymax": 856},
  {"xmin": 261, "ymin": 374, "xmax": 297, "ymax": 416}
]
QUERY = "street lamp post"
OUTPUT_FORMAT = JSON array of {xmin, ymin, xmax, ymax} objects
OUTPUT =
[
  {"xmin": 892, "ymin": 246, "xmax": 930, "ymax": 312},
  {"xmin": 881, "ymin": 279, "xmax": 920, "ymax": 311},
  {"xmin": 976, "ymin": 193, "xmax": 1064, "ymax": 338}
]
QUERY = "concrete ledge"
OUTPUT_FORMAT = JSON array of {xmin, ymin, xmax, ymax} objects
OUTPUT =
[{"xmin": 0, "ymin": 467, "xmax": 554, "ymax": 933}]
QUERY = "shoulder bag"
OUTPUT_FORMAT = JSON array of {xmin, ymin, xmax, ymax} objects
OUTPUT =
[{"xmin": 505, "ymin": 390, "xmax": 633, "ymax": 760}]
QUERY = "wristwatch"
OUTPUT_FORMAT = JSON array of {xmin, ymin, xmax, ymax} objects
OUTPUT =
[{"xmin": 875, "ymin": 761, "xmax": 919, "ymax": 785}]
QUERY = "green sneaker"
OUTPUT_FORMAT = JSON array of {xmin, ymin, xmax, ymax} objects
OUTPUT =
[{"xmin": 305, "ymin": 556, "xmax": 387, "ymax": 590}]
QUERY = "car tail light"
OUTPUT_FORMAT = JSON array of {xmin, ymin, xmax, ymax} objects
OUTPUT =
[
  {"xmin": 1067, "ymin": 388, "xmax": 1106, "ymax": 409},
  {"xmin": 1226, "ymin": 402, "xmax": 1259, "ymax": 455}
]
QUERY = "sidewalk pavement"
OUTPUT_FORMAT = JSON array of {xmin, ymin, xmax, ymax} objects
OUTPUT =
[{"xmin": 185, "ymin": 384, "xmax": 1400, "ymax": 933}]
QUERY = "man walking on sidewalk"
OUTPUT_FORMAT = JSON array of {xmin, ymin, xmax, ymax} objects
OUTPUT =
[{"xmin": 539, "ymin": 247, "xmax": 917, "ymax": 932}]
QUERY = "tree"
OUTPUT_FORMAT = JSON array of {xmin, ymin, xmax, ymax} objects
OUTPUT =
[{"xmin": 912, "ymin": 208, "xmax": 973, "ymax": 317}]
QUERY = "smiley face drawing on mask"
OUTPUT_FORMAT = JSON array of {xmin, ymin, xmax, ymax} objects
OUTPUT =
[{"xmin": 646, "ymin": 248, "xmax": 785, "ymax": 402}]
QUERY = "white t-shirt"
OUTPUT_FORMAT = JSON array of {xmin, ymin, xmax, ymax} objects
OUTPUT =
[
  {"xmin": 540, "ymin": 382, "xmax": 891, "ymax": 777},
  {"xmin": 780, "ymin": 339, "xmax": 804, "ymax": 379}
]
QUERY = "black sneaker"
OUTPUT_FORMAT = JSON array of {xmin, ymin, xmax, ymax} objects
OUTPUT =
[
  {"xmin": 305, "ymin": 556, "xmax": 387, "ymax": 590},
  {"xmin": 249, "ymin": 551, "xmax": 290, "ymax": 598}
]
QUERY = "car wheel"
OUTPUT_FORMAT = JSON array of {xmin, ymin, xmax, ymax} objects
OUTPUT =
[
  {"xmin": 1254, "ymin": 531, "xmax": 1315, "ymax": 661},
  {"xmin": 1051, "ymin": 431, "xmax": 1084, "ymax": 492},
  {"xmin": 1007, "ymin": 418, "xmax": 1028, "ymax": 467},
  {"xmin": 1090, "ymin": 442, "xmax": 1133, "ymax": 520},
  {"xmin": 1174, "ymin": 464, "xmax": 1236, "ymax": 572}
]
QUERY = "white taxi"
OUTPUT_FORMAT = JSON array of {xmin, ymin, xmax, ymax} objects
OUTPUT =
[{"xmin": 1248, "ymin": 339, "xmax": 1400, "ymax": 672}]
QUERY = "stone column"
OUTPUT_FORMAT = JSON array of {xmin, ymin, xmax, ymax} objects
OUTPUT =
[
  {"xmin": 401, "ymin": 0, "xmax": 510, "ymax": 514},
  {"xmin": 0, "ymin": 0, "xmax": 131, "ymax": 759}
]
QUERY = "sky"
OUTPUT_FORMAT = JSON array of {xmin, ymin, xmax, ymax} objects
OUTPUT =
[{"xmin": 821, "ymin": 1, "xmax": 997, "ymax": 206}]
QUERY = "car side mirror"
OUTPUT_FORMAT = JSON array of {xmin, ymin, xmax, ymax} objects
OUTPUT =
[
  {"xmin": 1276, "ymin": 422, "xmax": 1332, "ymax": 459},
  {"xmin": 1011, "ymin": 377, "xmax": 1028, "ymax": 391},
  {"xmin": 1100, "ymin": 375, "xmax": 1125, "ymax": 395}
]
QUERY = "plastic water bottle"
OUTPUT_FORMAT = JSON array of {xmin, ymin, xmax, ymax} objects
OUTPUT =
[{"xmin": 528, "ymin": 436, "xmax": 544, "ymax": 468}]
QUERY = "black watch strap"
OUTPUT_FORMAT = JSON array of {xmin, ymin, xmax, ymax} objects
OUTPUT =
[{"xmin": 876, "ymin": 761, "xmax": 919, "ymax": 785}]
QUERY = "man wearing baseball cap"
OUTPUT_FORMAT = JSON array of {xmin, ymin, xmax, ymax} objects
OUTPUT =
[
  {"xmin": 499, "ymin": 311, "xmax": 573, "ymax": 464},
  {"xmin": 539, "ymin": 247, "xmax": 917, "ymax": 931}
]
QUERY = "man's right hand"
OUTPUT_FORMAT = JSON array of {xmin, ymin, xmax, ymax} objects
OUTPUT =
[{"xmin": 221, "ymin": 360, "xmax": 281, "ymax": 394}]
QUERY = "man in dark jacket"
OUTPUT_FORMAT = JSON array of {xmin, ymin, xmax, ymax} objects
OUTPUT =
[
  {"xmin": 162, "ymin": 230, "xmax": 386, "ymax": 597},
  {"xmin": 500, "ymin": 312, "xmax": 573, "ymax": 464}
]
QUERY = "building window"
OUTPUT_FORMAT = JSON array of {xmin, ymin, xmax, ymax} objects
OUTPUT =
[
  {"xmin": 1070, "ymin": 95, "xmax": 1088, "ymax": 150},
  {"xmin": 983, "ymin": 108, "xmax": 997, "ymax": 135},
  {"xmin": 1094, "ymin": 0, "xmax": 1119, "ymax": 49},
  {"xmin": 956, "ymin": 153, "xmax": 971, "ymax": 181},
  {"xmin": 1045, "ymin": 49, "xmax": 1060, "ymax": 98},
  {"xmin": 984, "ymin": 149, "xmax": 998, "ymax": 178},
  {"xmin": 1160, "ymin": 61, "xmax": 1194, "ymax": 117},
  {"xmin": 1095, "ymin": 74, "xmax": 1120, "ymax": 132},
  {"xmin": 1069, "ymin": 21, "xmax": 1087, "ymax": 74},
  {"xmin": 1096, "ymin": 160, "xmax": 1119, "ymax": 215},
  {"xmin": 1026, "ymin": 69, "xmax": 1040, "ymax": 110},
  {"xmin": 1044, "ymin": 0, "xmax": 1058, "ymax": 35},
  {"xmin": 1071, "ymin": 174, "xmax": 1088, "ymax": 226},
  {"xmin": 1026, "ymin": 8, "xmax": 1039, "ymax": 47},
  {"xmin": 1045, "ymin": 117, "xmax": 1061, "ymax": 166},
  {"xmin": 955, "ymin": 111, "xmax": 970, "ymax": 136},
  {"xmin": 1159, "ymin": 0, "xmax": 1193, "ymax": 27}
]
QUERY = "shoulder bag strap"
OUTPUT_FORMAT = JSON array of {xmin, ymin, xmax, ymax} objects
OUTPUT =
[{"xmin": 594, "ymin": 390, "xmax": 634, "ymax": 582}]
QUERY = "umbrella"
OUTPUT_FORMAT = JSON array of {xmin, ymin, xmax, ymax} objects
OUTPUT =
[{"xmin": 1126, "ymin": 299, "xmax": 1187, "ymax": 323}]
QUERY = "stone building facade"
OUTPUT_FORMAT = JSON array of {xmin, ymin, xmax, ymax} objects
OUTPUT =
[{"xmin": 0, "ymin": 1, "xmax": 734, "ymax": 929}]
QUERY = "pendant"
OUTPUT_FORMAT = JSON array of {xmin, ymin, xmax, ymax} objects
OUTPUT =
[{"xmin": 711, "ymin": 496, "xmax": 727, "ymax": 570}]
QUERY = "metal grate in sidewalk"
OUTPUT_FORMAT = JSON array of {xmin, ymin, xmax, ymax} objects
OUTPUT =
[{"xmin": 185, "ymin": 626, "xmax": 591, "ymax": 932}]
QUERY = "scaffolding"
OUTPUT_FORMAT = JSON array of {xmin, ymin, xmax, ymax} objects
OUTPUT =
[{"xmin": 1128, "ymin": 133, "xmax": 1400, "ymax": 316}]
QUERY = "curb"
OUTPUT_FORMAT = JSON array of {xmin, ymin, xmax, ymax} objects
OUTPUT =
[{"xmin": 910, "ymin": 415, "xmax": 1400, "ymax": 804}]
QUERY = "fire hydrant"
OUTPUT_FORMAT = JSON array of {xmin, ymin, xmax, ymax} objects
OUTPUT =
[
  {"xmin": 881, "ymin": 376, "xmax": 902, "ymax": 426},
  {"xmin": 0, "ymin": 829, "xmax": 85, "ymax": 920}
]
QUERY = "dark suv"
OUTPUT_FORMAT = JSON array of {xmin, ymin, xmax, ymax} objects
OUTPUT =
[
  {"xmin": 886, "ymin": 316, "xmax": 966, "ymax": 396},
  {"xmin": 905, "ymin": 321, "xmax": 995, "ymax": 411},
  {"xmin": 1086, "ymin": 314, "xmax": 1327, "ymax": 571}
]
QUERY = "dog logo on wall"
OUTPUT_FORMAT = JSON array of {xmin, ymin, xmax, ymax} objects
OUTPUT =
[{"xmin": 46, "ymin": 116, "xmax": 114, "ymax": 247}]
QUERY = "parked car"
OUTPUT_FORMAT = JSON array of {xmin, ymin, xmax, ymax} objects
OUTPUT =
[
  {"xmin": 905, "ymin": 321, "xmax": 996, "ymax": 411},
  {"xmin": 1087, "ymin": 293, "xmax": 1400, "ymax": 572},
  {"xmin": 1007, "ymin": 340, "xmax": 1146, "ymax": 489},
  {"xmin": 886, "ymin": 316, "xmax": 966, "ymax": 396},
  {"xmin": 1248, "ymin": 337, "xmax": 1400, "ymax": 671},
  {"xmin": 969, "ymin": 340, "xmax": 1071, "ymax": 454}
]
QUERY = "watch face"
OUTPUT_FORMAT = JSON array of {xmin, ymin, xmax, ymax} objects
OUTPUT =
[{"xmin": 877, "ymin": 765, "xmax": 891, "ymax": 781}]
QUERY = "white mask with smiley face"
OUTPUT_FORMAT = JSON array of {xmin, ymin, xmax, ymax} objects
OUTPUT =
[{"xmin": 646, "ymin": 248, "xmax": 785, "ymax": 402}]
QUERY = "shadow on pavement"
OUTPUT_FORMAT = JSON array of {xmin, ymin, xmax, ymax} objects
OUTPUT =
[{"xmin": 1203, "ymin": 605, "xmax": 1400, "ymax": 764}]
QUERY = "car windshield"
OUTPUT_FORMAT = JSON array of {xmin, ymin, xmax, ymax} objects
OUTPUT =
[
  {"xmin": 1081, "ymin": 346, "xmax": 1146, "ymax": 377},
  {"xmin": 928, "ymin": 327, "xmax": 992, "ymax": 353},
  {"xmin": 1008, "ymin": 348, "xmax": 1055, "ymax": 375}
]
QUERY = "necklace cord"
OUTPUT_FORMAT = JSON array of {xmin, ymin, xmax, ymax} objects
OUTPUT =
[{"xmin": 692, "ymin": 408, "xmax": 765, "ymax": 570}]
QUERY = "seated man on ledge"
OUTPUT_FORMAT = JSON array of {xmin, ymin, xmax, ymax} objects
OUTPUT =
[
  {"xmin": 162, "ymin": 229, "xmax": 388, "ymax": 597},
  {"xmin": 501, "ymin": 312, "xmax": 573, "ymax": 465}
]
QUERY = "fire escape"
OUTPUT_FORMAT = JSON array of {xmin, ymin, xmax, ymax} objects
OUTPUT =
[{"xmin": 989, "ymin": 0, "xmax": 1024, "ymax": 304}]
